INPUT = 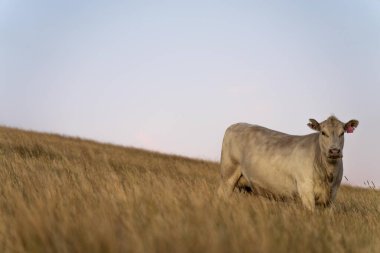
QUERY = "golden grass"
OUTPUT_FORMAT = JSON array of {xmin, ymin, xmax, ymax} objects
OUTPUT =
[{"xmin": 0, "ymin": 126, "xmax": 379, "ymax": 253}]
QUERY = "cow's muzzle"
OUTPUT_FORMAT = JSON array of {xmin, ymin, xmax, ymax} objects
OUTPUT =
[{"xmin": 328, "ymin": 148, "xmax": 342, "ymax": 159}]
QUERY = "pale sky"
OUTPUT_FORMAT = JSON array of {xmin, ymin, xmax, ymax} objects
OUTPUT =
[{"xmin": 1, "ymin": 0, "xmax": 379, "ymax": 187}]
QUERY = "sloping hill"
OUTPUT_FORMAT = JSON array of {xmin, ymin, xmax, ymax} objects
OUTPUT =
[{"xmin": 0, "ymin": 126, "xmax": 379, "ymax": 253}]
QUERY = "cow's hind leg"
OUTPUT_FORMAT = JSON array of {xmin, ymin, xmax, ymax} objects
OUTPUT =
[
  {"xmin": 217, "ymin": 160, "xmax": 242, "ymax": 198},
  {"xmin": 236, "ymin": 176, "xmax": 253, "ymax": 193}
]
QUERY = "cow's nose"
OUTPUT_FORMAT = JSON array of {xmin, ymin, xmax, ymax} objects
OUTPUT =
[{"xmin": 329, "ymin": 148, "xmax": 341, "ymax": 156}]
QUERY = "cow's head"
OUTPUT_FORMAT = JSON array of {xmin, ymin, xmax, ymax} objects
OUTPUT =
[{"xmin": 307, "ymin": 116, "xmax": 359, "ymax": 162}]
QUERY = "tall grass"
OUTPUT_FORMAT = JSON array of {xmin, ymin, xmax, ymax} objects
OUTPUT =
[{"xmin": 0, "ymin": 126, "xmax": 379, "ymax": 253}]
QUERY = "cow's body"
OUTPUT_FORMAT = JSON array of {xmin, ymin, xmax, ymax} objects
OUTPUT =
[{"xmin": 218, "ymin": 116, "xmax": 358, "ymax": 211}]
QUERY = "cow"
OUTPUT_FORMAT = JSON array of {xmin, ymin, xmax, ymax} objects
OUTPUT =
[{"xmin": 217, "ymin": 116, "xmax": 359, "ymax": 211}]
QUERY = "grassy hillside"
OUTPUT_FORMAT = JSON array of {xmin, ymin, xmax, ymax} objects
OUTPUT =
[{"xmin": 0, "ymin": 126, "xmax": 379, "ymax": 253}]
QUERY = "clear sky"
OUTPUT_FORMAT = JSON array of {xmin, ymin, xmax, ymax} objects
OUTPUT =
[{"xmin": 1, "ymin": 0, "xmax": 379, "ymax": 187}]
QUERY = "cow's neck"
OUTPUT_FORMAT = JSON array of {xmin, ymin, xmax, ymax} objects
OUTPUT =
[{"xmin": 313, "ymin": 142, "xmax": 339, "ymax": 184}]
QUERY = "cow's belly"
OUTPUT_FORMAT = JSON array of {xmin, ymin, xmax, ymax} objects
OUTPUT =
[
  {"xmin": 240, "ymin": 147, "xmax": 315, "ymax": 198},
  {"xmin": 244, "ymin": 166, "xmax": 298, "ymax": 197}
]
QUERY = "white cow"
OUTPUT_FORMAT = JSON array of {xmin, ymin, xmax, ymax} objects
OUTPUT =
[{"xmin": 217, "ymin": 116, "xmax": 359, "ymax": 211}]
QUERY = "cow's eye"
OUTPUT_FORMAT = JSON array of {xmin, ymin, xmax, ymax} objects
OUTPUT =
[{"xmin": 321, "ymin": 131, "xmax": 329, "ymax": 137}]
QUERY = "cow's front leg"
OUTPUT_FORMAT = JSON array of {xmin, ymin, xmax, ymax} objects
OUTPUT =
[{"xmin": 297, "ymin": 182, "xmax": 315, "ymax": 212}]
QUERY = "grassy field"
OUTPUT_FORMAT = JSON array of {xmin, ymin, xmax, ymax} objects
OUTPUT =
[{"xmin": 0, "ymin": 126, "xmax": 379, "ymax": 253}]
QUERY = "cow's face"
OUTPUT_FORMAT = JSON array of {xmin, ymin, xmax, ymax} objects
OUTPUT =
[{"xmin": 308, "ymin": 116, "xmax": 359, "ymax": 163}]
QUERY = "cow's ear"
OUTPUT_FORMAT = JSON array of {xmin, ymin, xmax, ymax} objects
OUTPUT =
[
  {"xmin": 307, "ymin": 119, "xmax": 321, "ymax": 131},
  {"xmin": 344, "ymin": 119, "xmax": 359, "ymax": 133}
]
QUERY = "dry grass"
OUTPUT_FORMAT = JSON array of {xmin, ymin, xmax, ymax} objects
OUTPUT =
[{"xmin": 0, "ymin": 126, "xmax": 379, "ymax": 253}]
